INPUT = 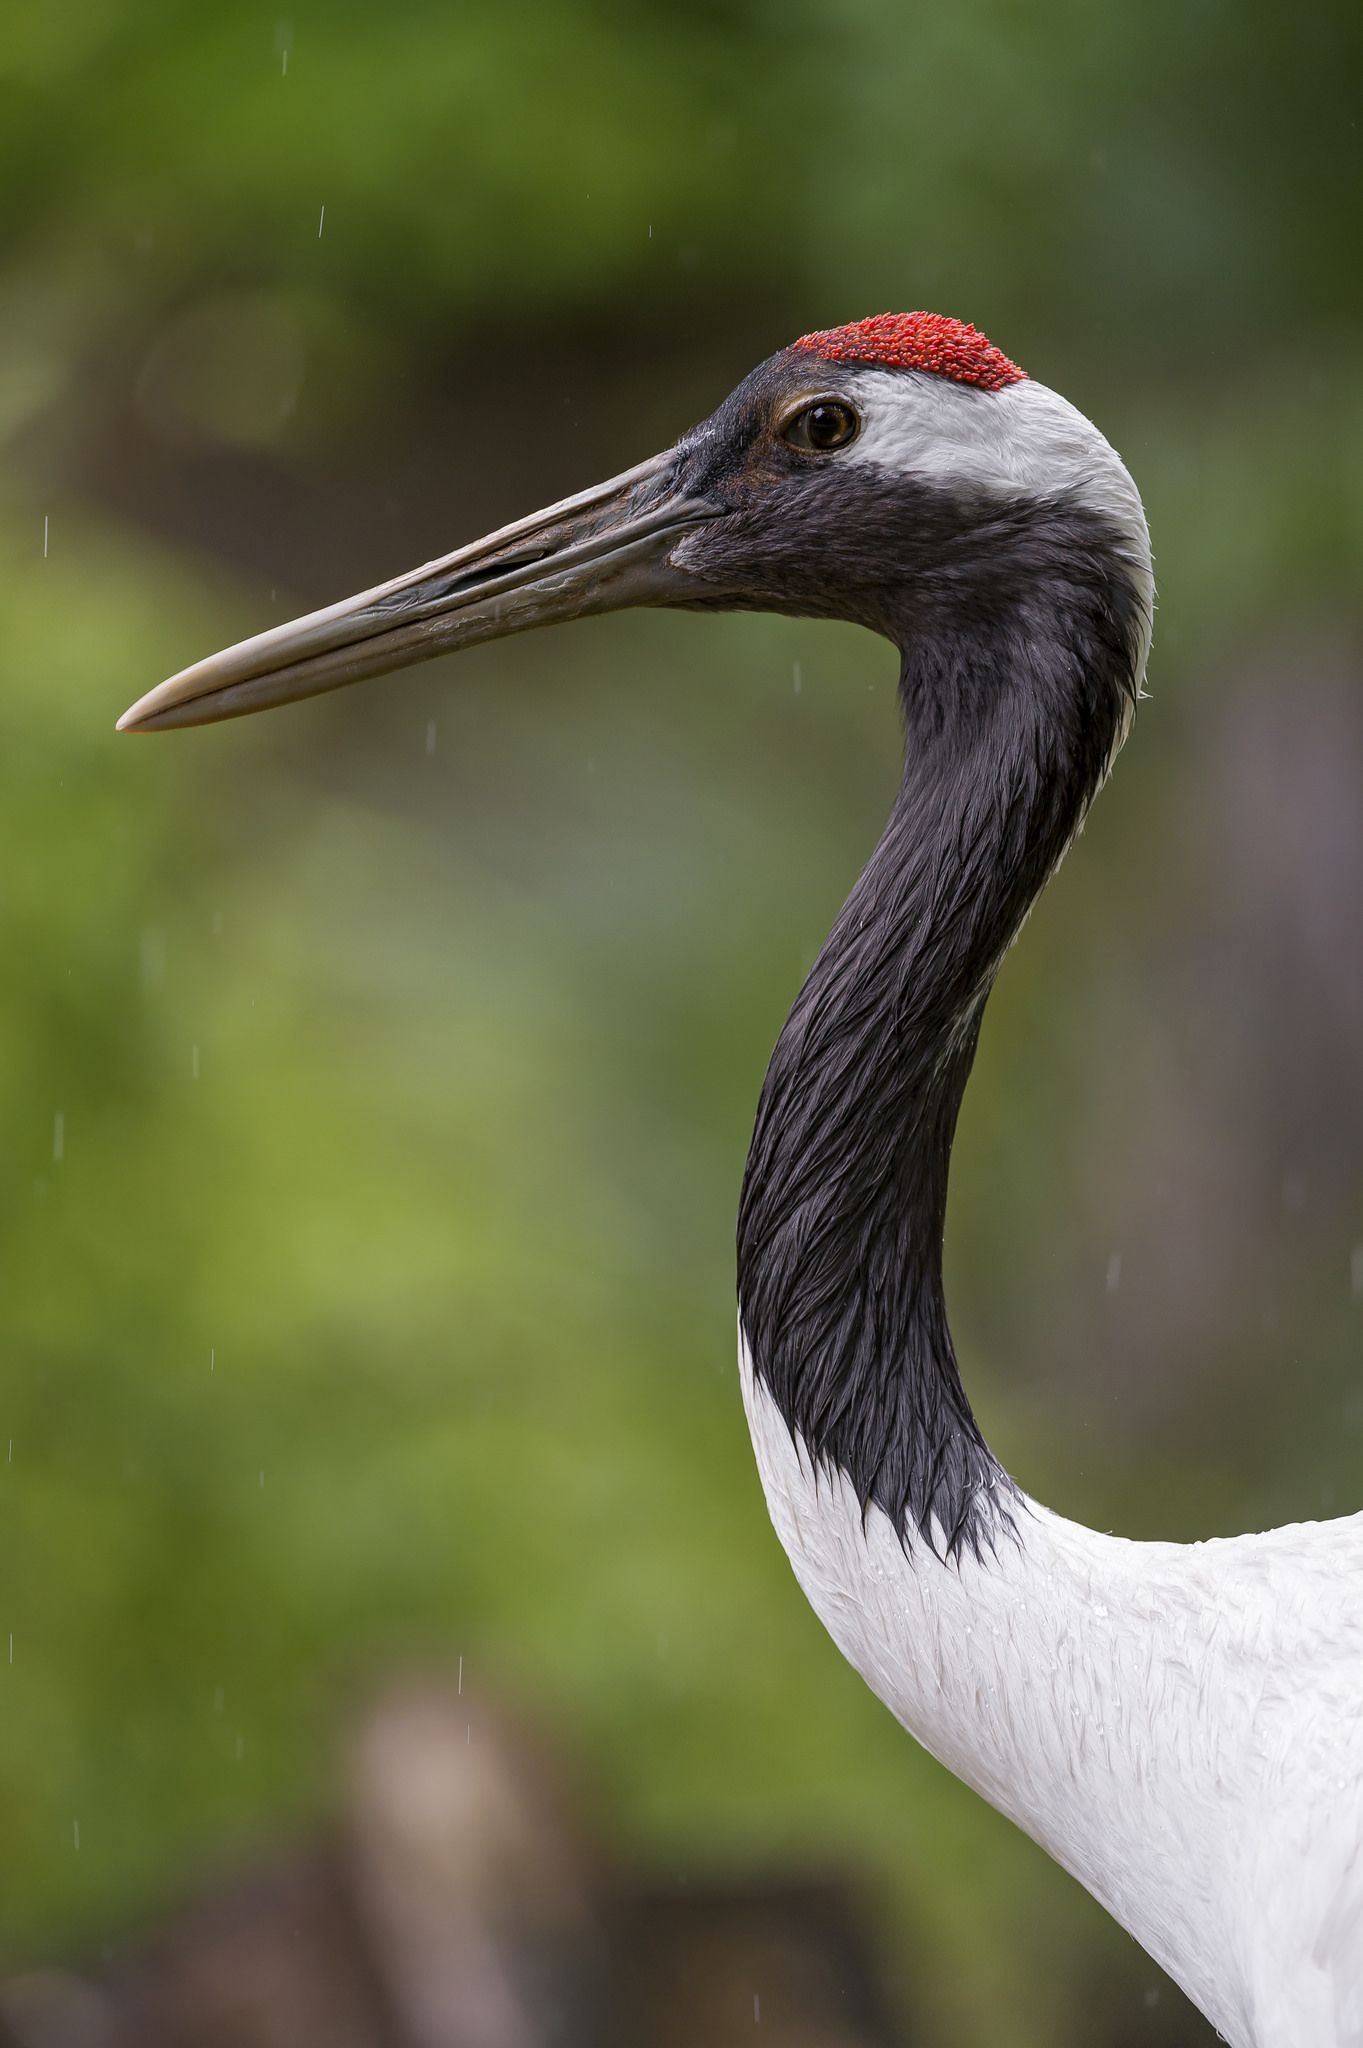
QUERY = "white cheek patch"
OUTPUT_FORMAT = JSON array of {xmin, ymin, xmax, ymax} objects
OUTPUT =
[
  {"xmin": 840, "ymin": 367, "xmax": 1136, "ymax": 518},
  {"xmin": 839, "ymin": 368, "xmax": 1154, "ymax": 670}
]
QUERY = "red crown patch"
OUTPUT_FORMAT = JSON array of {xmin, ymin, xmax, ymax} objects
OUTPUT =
[{"xmin": 793, "ymin": 313, "xmax": 1025, "ymax": 392}]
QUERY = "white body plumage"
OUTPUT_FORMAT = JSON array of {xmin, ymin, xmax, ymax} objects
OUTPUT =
[{"xmin": 741, "ymin": 1340, "xmax": 1363, "ymax": 2047}]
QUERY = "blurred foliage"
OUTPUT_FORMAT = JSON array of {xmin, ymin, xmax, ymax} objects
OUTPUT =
[{"xmin": 1, "ymin": 4, "xmax": 1361, "ymax": 2044}]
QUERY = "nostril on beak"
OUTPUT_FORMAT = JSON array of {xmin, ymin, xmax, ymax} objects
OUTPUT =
[{"xmin": 372, "ymin": 547, "xmax": 557, "ymax": 615}]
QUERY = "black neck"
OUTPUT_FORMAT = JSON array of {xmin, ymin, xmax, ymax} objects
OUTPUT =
[{"xmin": 737, "ymin": 527, "xmax": 1142, "ymax": 1554}]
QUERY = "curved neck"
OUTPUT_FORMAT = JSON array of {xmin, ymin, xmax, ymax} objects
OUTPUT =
[{"xmin": 737, "ymin": 578, "xmax": 1139, "ymax": 1553}]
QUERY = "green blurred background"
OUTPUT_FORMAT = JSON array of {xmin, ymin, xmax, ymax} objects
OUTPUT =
[{"xmin": 2, "ymin": 1, "xmax": 1362, "ymax": 2040}]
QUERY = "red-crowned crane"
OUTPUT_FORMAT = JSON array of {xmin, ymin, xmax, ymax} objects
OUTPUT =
[{"xmin": 120, "ymin": 314, "xmax": 1363, "ymax": 2047}]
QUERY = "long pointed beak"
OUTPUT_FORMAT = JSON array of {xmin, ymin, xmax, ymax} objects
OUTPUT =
[{"xmin": 117, "ymin": 450, "xmax": 715, "ymax": 733}]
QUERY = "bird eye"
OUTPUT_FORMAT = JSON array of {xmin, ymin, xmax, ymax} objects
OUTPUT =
[{"xmin": 781, "ymin": 400, "xmax": 860, "ymax": 454}]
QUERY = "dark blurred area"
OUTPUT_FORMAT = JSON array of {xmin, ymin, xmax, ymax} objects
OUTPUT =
[
  {"xmin": 0, "ymin": 3, "xmax": 1359, "ymax": 2043},
  {"xmin": 0, "ymin": 1683, "xmax": 901, "ymax": 2048}
]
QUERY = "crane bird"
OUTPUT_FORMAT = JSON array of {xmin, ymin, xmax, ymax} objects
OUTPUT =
[{"xmin": 120, "ymin": 313, "xmax": 1363, "ymax": 2047}]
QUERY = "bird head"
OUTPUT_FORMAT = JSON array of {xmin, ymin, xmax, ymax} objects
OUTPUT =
[{"xmin": 117, "ymin": 313, "xmax": 1151, "ymax": 734}]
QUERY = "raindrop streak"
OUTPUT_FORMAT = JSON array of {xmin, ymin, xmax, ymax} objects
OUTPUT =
[
  {"xmin": 457, "ymin": 1654, "xmax": 463, "ymax": 1695},
  {"xmin": 8, "ymin": 1634, "xmax": 13, "ymax": 1666},
  {"xmin": 191, "ymin": 1043, "xmax": 200, "ymax": 1080},
  {"xmin": 754, "ymin": 1993, "xmax": 761, "ymax": 2024},
  {"xmin": 425, "ymin": 720, "xmax": 437, "ymax": 757},
  {"xmin": 210, "ymin": 1348, "xmax": 216, "ymax": 1374},
  {"xmin": 43, "ymin": 515, "xmax": 49, "ymax": 559},
  {"xmin": 317, "ymin": 203, "xmax": 326, "ymax": 240},
  {"xmin": 1352, "ymin": 1245, "xmax": 1363, "ymax": 1300},
  {"xmin": 1106, "ymin": 1252, "xmax": 1122, "ymax": 1293},
  {"xmin": 140, "ymin": 926, "xmax": 167, "ymax": 987},
  {"xmin": 73, "ymin": 1821, "xmax": 80, "ymax": 1851},
  {"xmin": 52, "ymin": 1112, "xmax": 64, "ymax": 1165}
]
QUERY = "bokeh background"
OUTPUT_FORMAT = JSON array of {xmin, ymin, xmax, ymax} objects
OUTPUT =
[{"xmin": 3, "ymin": 2, "xmax": 1362, "ymax": 2041}]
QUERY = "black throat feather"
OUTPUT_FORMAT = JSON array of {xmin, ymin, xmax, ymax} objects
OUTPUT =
[{"xmin": 736, "ymin": 494, "xmax": 1146, "ymax": 1557}]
